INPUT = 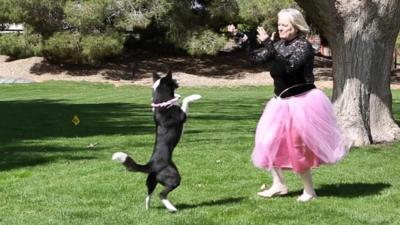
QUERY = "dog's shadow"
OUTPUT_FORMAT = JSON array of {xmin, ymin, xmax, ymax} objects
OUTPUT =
[
  {"xmin": 158, "ymin": 197, "xmax": 246, "ymax": 211},
  {"xmin": 283, "ymin": 182, "xmax": 391, "ymax": 198}
]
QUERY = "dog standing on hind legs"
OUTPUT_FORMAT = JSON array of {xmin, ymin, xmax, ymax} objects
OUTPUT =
[{"xmin": 112, "ymin": 70, "xmax": 201, "ymax": 213}]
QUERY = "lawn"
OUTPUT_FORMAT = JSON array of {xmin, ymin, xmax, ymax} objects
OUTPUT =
[{"xmin": 0, "ymin": 81, "xmax": 399, "ymax": 225}]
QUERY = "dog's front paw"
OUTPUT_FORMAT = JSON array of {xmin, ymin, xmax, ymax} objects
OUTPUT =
[
  {"xmin": 184, "ymin": 94, "xmax": 202, "ymax": 102},
  {"xmin": 190, "ymin": 94, "xmax": 202, "ymax": 101},
  {"xmin": 112, "ymin": 152, "xmax": 128, "ymax": 163}
]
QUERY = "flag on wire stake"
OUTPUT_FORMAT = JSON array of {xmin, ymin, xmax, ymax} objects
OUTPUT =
[{"xmin": 72, "ymin": 115, "xmax": 80, "ymax": 126}]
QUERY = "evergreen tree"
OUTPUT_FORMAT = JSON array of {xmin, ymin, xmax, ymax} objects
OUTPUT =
[{"xmin": 0, "ymin": 0, "xmax": 296, "ymax": 64}]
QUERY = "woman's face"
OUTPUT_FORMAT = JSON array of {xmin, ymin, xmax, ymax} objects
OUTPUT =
[{"xmin": 277, "ymin": 16, "xmax": 298, "ymax": 41}]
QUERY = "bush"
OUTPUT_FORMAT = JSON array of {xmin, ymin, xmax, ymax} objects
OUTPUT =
[
  {"xmin": 0, "ymin": 33, "xmax": 42, "ymax": 58},
  {"xmin": 186, "ymin": 29, "xmax": 226, "ymax": 56},
  {"xmin": 42, "ymin": 32, "xmax": 82, "ymax": 64},
  {"xmin": 43, "ymin": 31, "xmax": 124, "ymax": 65},
  {"xmin": 81, "ymin": 33, "xmax": 125, "ymax": 65}
]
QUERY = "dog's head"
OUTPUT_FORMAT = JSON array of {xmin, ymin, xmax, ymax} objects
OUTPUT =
[
  {"xmin": 191, "ymin": 0, "xmax": 206, "ymax": 14},
  {"xmin": 152, "ymin": 70, "xmax": 179, "ymax": 103}
]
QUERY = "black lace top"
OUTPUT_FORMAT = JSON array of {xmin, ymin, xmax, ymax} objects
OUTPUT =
[{"xmin": 236, "ymin": 33, "xmax": 315, "ymax": 97}]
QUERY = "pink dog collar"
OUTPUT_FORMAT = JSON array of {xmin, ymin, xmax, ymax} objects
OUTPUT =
[{"xmin": 151, "ymin": 97, "xmax": 179, "ymax": 108}]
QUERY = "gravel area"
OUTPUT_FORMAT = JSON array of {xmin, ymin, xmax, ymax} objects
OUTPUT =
[
  {"xmin": 0, "ymin": 54, "xmax": 398, "ymax": 89},
  {"xmin": 0, "ymin": 55, "xmax": 276, "ymax": 87}
]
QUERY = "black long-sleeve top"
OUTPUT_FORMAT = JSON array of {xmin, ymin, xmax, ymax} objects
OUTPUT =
[{"xmin": 236, "ymin": 33, "xmax": 315, "ymax": 97}]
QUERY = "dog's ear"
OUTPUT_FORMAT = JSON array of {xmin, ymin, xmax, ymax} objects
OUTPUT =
[
  {"xmin": 152, "ymin": 72, "xmax": 161, "ymax": 82},
  {"xmin": 165, "ymin": 69, "xmax": 172, "ymax": 80}
]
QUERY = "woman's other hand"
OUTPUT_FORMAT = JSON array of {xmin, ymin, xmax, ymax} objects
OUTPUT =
[
  {"xmin": 271, "ymin": 32, "xmax": 277, "ymax": 41},
  {"xmin": 257, "ymin": 26, "xmax": 270, "ymax": 43}
]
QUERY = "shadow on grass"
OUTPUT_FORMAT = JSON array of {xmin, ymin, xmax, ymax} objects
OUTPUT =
[
  {"xmin": 0, "ymin": 99, "xmax": 154, "ymax": 170},
  {"xmin": 0, "ymin": 94, "xmax": 268, "ymax": 171},
  {"xmin": 162, "ymin": 197, "xmax": 246, "ymax": 211},
  {"xmin": 284, "ymin": 182, "xmax": 391, "ymax": 198},
  {"xmin": 0, "ymin": 99, "xmax": 154, "ymax": 144},
  {"xmin": 316, "ymin": 182, "xmax": 391, "ymax": 198},
  {"xmin": 0, "ymin": 144, "xmax": 97, "ymax": 171}
]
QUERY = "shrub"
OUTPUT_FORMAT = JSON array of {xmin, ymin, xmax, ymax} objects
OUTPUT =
[
  {"xmin": 0, "ymin": 32, "xmax": 42, "ymax": 59},
  {"xmin": 43, "ymin": 31, "xmax": 124, "ymax": 65},
  {"xmin": 81, "ymin": 33, "xmax": 125, "ymax": 65},
  {"xmin": 42, "ymin": 32, "xmax": 82, "ymax": 64}
]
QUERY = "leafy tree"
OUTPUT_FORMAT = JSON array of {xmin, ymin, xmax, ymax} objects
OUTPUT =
[
  {"xmin": 63, "ymin": 0, "xmax": 108, "ymax": 33},
  {"xmin": 0, "ymin": 0, "xmax": 16, "ymax": 24},
  {"xmin": 237, "ymin": 0, "xmax": 297, "ymax": 30},
  {"xmin": 16, "ymin": 0, "xmax": 66, "ymax": 35}
]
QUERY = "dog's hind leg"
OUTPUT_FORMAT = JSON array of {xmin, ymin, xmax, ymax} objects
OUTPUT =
[
  {"xmin": 145, "ymin": 173, "xmax": 157, "ymax": 210},
  {"xmin": 157, "ymin": 167, "xmax": 181, "ymax": 213},
  {"xmin": 181, "ymin": 94, "xmax": 202, "ymax": 114},
  {"xmin": 160, "ymin": 186, "xmax": 179, "ymax": 213}
]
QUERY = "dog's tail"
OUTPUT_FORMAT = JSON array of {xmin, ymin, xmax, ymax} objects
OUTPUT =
[
  {"xmin": 112, "ymin": 152, "xmax": 152, "ymax": 173},
  {"xmin": 181, "ymin": 94, "xmax": 202, "ymax": 114}
]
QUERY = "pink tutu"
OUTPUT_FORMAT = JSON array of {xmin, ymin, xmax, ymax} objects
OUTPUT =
[{"xmin": 251, "ymin": 89, "xmax": 350, "ymax": 173}]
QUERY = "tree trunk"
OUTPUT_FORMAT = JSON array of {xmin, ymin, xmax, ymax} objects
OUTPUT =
[{"xmin": 295, "ymin": 0, "xmax": 400, "ymax": 146}]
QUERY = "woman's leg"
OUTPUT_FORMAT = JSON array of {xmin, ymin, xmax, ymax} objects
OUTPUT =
[
  {"xmin": 297, "ymin": 169, "xmax": 317, "ymax": 202},
  {"xmin": 257, "ymin": 167, "xmax": 288, "ymax": 197}
]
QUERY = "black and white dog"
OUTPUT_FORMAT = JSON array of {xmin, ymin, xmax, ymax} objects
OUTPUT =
[{"xmin": 112, "ymin": 70, "xmax": 201, "ymax": 213}]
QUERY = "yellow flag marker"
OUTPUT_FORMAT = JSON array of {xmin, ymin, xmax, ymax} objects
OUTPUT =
[{"xmin": 72, "ymin": 115, "xmax": 80, "ymax": 126}]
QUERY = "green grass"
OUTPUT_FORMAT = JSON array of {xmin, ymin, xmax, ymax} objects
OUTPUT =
[{"xmin": 0, "ymin": 81, "xmax": 400, "ymax": 225}]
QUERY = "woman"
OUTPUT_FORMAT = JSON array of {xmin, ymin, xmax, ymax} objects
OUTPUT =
[{"xmin": 228, "ymin": 8, "xmax": 350, "ymax": 202}]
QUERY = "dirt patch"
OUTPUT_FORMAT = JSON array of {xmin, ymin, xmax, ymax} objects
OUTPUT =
[{"xmin": 1, "ymin": 53, "xmax": 399, "ymax": 89}]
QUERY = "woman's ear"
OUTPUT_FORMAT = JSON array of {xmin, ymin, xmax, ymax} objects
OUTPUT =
[{"xmin": 293, "ymin": 26, "xmax": 299, "ymax": 34}]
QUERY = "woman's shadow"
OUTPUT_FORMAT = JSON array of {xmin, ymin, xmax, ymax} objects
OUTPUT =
[
  {"xmin": 284, "ymin": 182, "xmax": 391, "ymax": 198},
  {"xmin": 159, "ymin": 182, "xmax": 390, "ymax": 211}
]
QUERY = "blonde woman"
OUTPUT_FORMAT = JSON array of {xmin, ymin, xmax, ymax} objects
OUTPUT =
[{"xmin": 228, "ymin": 8, "xmax": 349, "ymax": 202}]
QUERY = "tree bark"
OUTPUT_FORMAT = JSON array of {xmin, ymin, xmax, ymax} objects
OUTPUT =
[{"xmin": 295, "ymin": 0, "xmax": 400, "ymax": 146}]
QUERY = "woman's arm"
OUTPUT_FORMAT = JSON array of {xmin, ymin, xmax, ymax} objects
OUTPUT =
[
  {"xmin": 250, "ymin": 38, "xmax": 276, "ymax": 63},
  {"xmin": 227, "ymin": 24, "xmax": 277, "ymax": 64}
]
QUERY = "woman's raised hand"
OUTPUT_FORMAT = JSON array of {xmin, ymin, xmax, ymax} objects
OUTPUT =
[
  {"xmin": 227, "ymin": 24, "xmax": 238, "ymax": 35},
  {"xmin": 228, "ymin": 24, "xmax": 275, "ymax": 42}
]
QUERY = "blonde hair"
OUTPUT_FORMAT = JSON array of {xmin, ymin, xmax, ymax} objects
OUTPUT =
[{"xmin": 278, "ymin": 8, "xmax": 310, "ymax": 34}]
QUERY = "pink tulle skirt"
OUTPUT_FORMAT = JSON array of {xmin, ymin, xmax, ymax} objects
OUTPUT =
[{"xmin": 251, "ymin": 89, "xmax": 350, "ymax": 173}]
